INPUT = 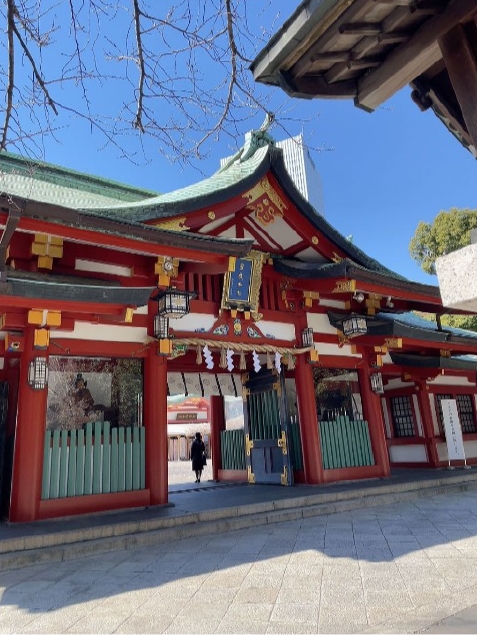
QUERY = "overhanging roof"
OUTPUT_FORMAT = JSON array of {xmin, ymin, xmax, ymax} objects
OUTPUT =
[
  {"xmin": 251, "ymin": 0, "xmax": 477, "ymax": 157},
  {"xmin": 328, "ymin": 310, "xmax": 477, "ymax": 348},
  {"xmin": 3, "ymin": 269, "xmax": 153, "ymax": 305},
  {"xmin": 390, "ymin": 352, "xmax": 477, "ymax": 371}
]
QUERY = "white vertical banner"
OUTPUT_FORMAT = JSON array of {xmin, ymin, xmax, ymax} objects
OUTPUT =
[{"xmin": 441, "ymin": 399, "xmax": 466, "ymax": 462}]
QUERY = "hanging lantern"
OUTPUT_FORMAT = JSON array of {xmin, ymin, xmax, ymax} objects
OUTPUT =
[
  {"xmin": 301, "ymin": 327, "xmax": 314, "ymax": 348},
  {"xmin": 152, "ymin": 287, "xmax": 195, "ymax": 319},
  {"xmin": 370, "ymin": 372, "xmax": 384, "ymax": 394},
  {"xmin": 154, "ymin": 315, "xmax": 169, "ymax": 340},
  {"xmin": 28, "ymin": 357, "xmax": 49, "ymax": 390}
]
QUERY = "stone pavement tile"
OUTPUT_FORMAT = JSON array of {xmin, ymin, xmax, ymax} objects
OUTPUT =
[
  {"xmin": 285, "ymin": 561, "xmax": 324, "ymax": 576},
  {"xmin": 354, "ymin": 547, "xmax": 393, "ymax": 562},
  {"xmin": 318, "ymin": 621, "xmax": 368, "ymax": 634},
  {"xmin": 363, "ymin": 589, "xmax": 414, "ymax": 610},
  {"xmin": 222, "ymin": 601, "xmax": 274, "ymax": 623},
  {"xmin": 280, "ymin": 573, "xmax": 322, "ymax": 590},
  {"xmin": 6, "ymin": 580, "xmax": 53, "ymax": 594},
  {"xmin": 240, "ymin": 573, "xmax": 282, "ymax": 589},
  {"xmin": 276, "ymin": 585, "xmax": 320, "ymax": 604},
  {"xmin": 234, "ymin": 587, "xmax": 279, "ymax": 604},
  {"xmin": 201, "ymin": 570, "xmax": 250, "ymax": 588},
  {"xmin": 0, "ymin": 607, "xmax": 37, "ymax": 634},
  {"xmin": 271, "ymin": 602, "xmax": 319, "ymax": 623},
  {"xmin": 293, "ymin": 536, "xmax": 325, "ymax": 550},
  {"xmin": 266, "ymin": 620, "xmax": 318, "ymax": 633},
  {"xmin": 323, "ymin": 545, "xmax": 357, "ymax": 558},
  {"xmin": 152, "ymin": 582, "xmax": 202, "ymax": 601},
  {"xmin": 64, "ymin": 609, "xmax": 133, "ymax": 633},
  {"xmin": 190, "ymin": 587, "xmax": 240, "ymax": 604},
  {"xmin": 114, "ymin": 613, "xmax": 173, "ymax": 634},
  {"xmin": 217, "ymin": 618, "xmax": 269, "ymax": 634},
  {"xmin": 248, "ymin": 561, "xmax": 288, "ymax": 576},
  {"xmin": 177, "ymin": 599, "xmax": 229, "ymax": 621},
  {"xmin": 136, "ymin": 596, "xmax": 182, "ymax": 620},
  {"xmin": 1, "ymin": 590, "xmax": 65, "ymax": 613},
  {"xmin": 443, "ymin": 574, "xmax": 477, "ymax": 592},
  {"xmin": 318, "ymin": 602, "xmax": 367, "ymax": 630},
  {"xmin": 16, "ymin": 610, "xmax": 82, "ymax": 634},
  {"xmin": 288, "ymin": 548, "xmax": 324, "ymax": 563},
  {"xmin": 429, "ymin": 557, "xmax": 477, "ymax": 580}
]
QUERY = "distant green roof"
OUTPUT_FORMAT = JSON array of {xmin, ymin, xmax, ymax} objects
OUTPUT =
[{"xmin": 0, "ymin": 151, "xmax": 159, "ymax": 208}]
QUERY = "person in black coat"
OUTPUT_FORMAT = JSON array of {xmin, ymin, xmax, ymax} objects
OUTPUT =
[{"xmin": 190, "ymin": 432, "xmax": 206, "ymax": 483}]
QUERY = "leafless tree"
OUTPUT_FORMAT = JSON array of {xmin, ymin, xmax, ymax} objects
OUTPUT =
[{"xmin": 0, "ymin": 0, "xmax": 290, "ymax": 165}]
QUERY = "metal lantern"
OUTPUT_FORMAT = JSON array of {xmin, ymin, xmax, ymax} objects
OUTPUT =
[
  {"xmin": 28, "ymin": 357, "xmax": 49, "ymax": 390},
  {"xmin": 342, "ymin": 315, "xmax": 367, "ymax": 338},
  {"xmin": 370, "ymin": 372, "xmax": 384, "ymax": 394},
  {"xmin": 154, "ymin": 314, "xmax": 169, "ymax": 339},
  {"xmin": 302, "ymin": 327, "xmax": 314, "ymax": 348},
  {"xmin": 153, "ymin": 287, "xmax": 194, "ymax": 319}
]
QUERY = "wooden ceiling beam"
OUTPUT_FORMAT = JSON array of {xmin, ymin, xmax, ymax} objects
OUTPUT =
[
  {"xmin": 356, "ymin": 0, "xmax": 477, "ymax": 111},
  {"xmin": 438, "ymin": 21, "xmax": 477, "ymax": 150}
]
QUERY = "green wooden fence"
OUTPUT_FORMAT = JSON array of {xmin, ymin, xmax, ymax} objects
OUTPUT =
[
  {"xmin": 319, "ymin": 416, "xmax": 374, "ymax": 469},
  {"xmin": 288, "ymin": 421, "xmax": 303, "ymax": 471},
  {"xmin": 41, "ymin": 421, "xmax": 146, "ymax": 500},
  {"xmin": 221, "ymin": 428, "xmax": 246, "ymax": 470}
]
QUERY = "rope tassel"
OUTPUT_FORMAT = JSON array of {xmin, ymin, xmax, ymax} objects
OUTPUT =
[
  {"xmin": 266, "ymin": 351, "xmax": 273, "ymax": 369},
  {"xmin": 196, "ymin": 344, "xmax": 203, "ymax": 365},
  {"xmin": 219, "ymin": 347, "xmax": 227, "ymax": 369},
  {"xmin": 239, "ymin": 351, "xmax": 247, "ymax": 370}
]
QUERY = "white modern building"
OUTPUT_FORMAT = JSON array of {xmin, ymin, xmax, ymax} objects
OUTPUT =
[{"xmin": 275, "ymin": 133, "xmax": 325, "ymax": 216}]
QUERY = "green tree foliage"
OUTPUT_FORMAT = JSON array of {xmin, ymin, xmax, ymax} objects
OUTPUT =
[
  {"xmin": 409, "ymin": 207, "xmax": 477, "ymax": 275},
  {"xmin": 410, "ymin": 208, "xmax": 477, "ymax": 332}
]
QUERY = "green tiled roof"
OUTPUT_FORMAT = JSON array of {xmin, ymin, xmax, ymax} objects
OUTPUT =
[{"xmin": 0, "ymin": 151, "xmax": 159, "ymax": 207}]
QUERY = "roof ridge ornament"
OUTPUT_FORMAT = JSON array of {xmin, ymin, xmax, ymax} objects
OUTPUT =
[
  {"xmin": 217, "ymin": 112, "xmax": 276, "ymax": 172},
  {"xmin": 240, "ymin": 112, "xmax": 276, "ymax": 163}
]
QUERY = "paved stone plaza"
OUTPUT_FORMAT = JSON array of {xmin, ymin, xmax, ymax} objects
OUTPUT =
[{"xmin": 0, "ymin": 478, "xmax": 476, "ymax": 634}]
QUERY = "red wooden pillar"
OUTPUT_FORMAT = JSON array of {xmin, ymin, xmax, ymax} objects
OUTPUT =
[
  {"xmin": 144, "ymin": 345, "xmax": 168, "ymax": 505},
  {"xmin": 416, "ymin": 380, "xmax": 440, "ymax": 467},
  {"xmin": 9, "ymin": 329, "xmax": 48, "ymax": 522},
  {"xmin": 295, "ymin": 354, "xmax": 323, "ymax": 484},
  {"xmin": 210, "ymin": 395, "xmax": 225, "ymax": 481},
  {"xmin": 360, "ymin": 365, "xmax": 390, "ymax": 478}
]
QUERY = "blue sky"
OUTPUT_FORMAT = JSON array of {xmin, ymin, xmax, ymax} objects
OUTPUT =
[{"xmin": 6, "ymin": 2, "xmax": 476, "ymax": 287}]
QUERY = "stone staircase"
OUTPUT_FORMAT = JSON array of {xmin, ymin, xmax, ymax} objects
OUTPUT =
[{"xmin": 1, "ymin": 470, "xmax": 476, "ymax": 571}]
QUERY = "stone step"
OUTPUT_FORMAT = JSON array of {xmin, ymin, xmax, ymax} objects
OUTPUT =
[{"xmin": 1, "ymin": 472, "xmax": 476, "ymax": 571}]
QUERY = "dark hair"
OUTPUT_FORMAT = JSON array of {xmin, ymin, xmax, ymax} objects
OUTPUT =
[
  {"xmin": 75, "ymin": 373, "xmax": 87, "ymax": 387},
  {"xmin": 195, "ymin": 431, "xmax": 201, "ymax": 439}
]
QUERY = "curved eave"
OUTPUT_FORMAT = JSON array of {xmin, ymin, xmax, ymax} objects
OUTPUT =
[
  {"xmin": 3, "ymin": 275, "xmax": 153, "ymax": 306},
  {"xmin": 2, "ymin": 195, "xmax": 253, "ymax": 258},
  {"xmin": 77, "ymin": 147, "xmax": 275, "ymax": 222},
  {"xmin": 390, "ymin": 352, "xmax": 477, "ymax": 372},
  {"xmin": 274, "ymin": 258, "xmax": 439, "ymax": 299}
]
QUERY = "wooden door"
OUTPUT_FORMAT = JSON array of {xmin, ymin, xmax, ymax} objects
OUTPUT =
[{"xmin": 243, "ymin": 368, "xmax": 293, "ymax": 485}]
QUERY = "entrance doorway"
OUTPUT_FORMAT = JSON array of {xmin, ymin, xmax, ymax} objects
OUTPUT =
[{"xmin": 243, "ymin": 368, "xmax": 293, "ymax": 485}]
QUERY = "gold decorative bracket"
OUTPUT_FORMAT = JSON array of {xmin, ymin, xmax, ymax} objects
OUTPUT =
[
  {"xmin": 247, "ymin": 465, "xmax": 256, "ymax": 484},
  {"xmin": 245, "ymin": 434, "xmax": 254, "ymax": 456},
  {"xmin": 277, "ymin": 431, "xmax": 288, "ymax": 455},
  {"xmin": 280, "ymin": 465, "xmax": 289, "ymax": 486}
]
